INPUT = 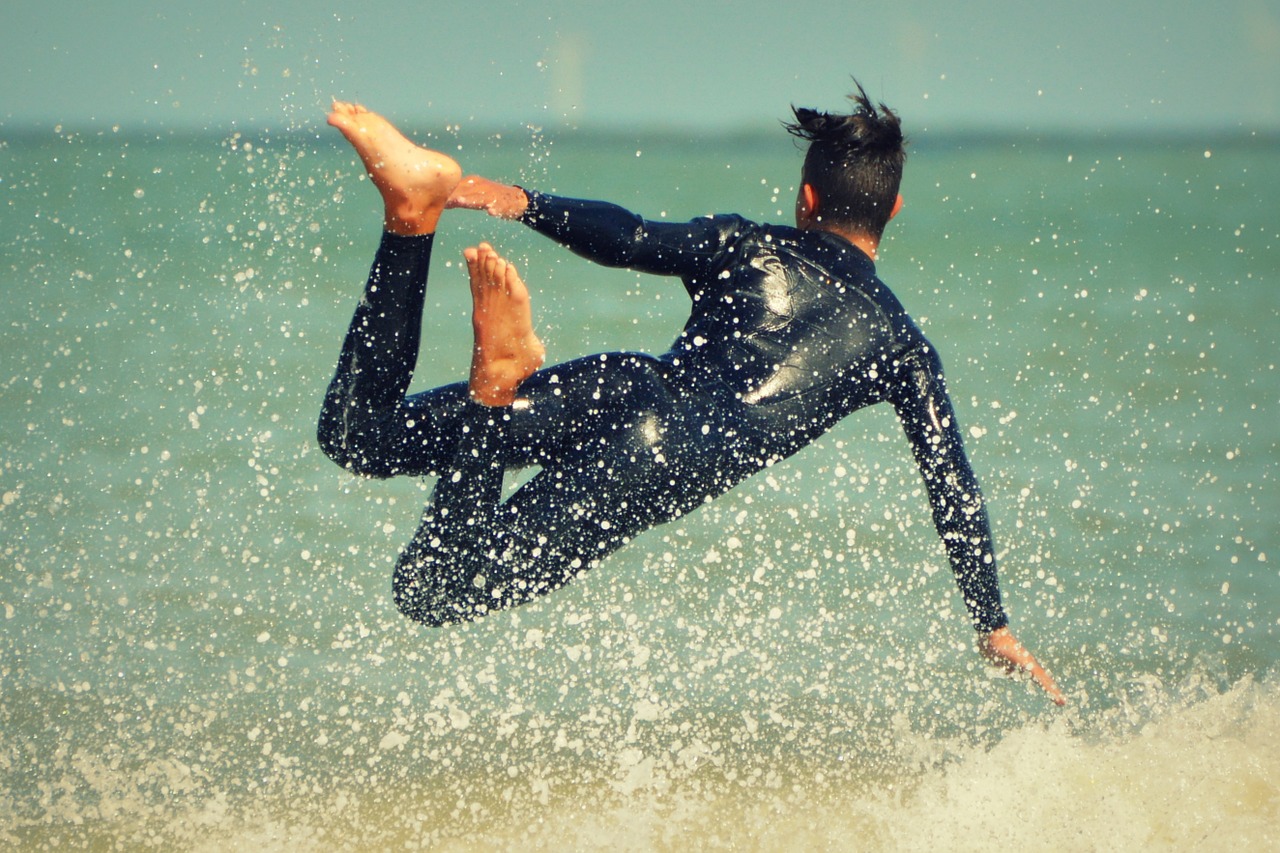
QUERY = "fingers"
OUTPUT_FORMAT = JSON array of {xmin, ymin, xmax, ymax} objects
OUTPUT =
[
  {"xmin": 445, "ymin": 177, "xmax": 526, "ymax": 219},
  {"xmin": 444, "ymin": 176, "xmax": 481, "ymax": 209},
  {"xmin": 446, "ymin": 176, "xmax": 495, "ymax": 211},
  {"xmin": 1020, "ymin": 652, "xmax": 1067, "ymax": 705},
  {"xmin": 1034, "ymin": 668, "xmax": 1067, "ymax": 706},
  {"xmin": 980, "ymin": 628, "xmax": 1067, "ymax": 706}
]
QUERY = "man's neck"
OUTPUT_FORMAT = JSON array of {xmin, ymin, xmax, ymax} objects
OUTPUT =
[{"xmin": 815, "ymin": 224, "xmax": 880, "ymax": 261}]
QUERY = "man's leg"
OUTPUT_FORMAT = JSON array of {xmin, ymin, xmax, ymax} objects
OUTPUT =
[
  {"xmin": 325, "ymin": 101, "xmax": 461, "ymax": 237},
  {"xmin": 392, "ymin": 383, "xmax": 751, "ymax": 626},
  {"xmin": 315, "ymin": 101, "xmax": 658, "ymax": 481},
  {"xmin": 461, "ymin": 243, "xmax": 546, "ymax": 406},
  {"xmin": 317, "ymin": 102, "xmax": 466, "ymax": 477},
  {"xmin": 392, "ymin": 250, "xmax": 755, "ymax": 626},
  {"xmin": 391, "ymin": 244, "xmax": 575, "ymax": 625}
]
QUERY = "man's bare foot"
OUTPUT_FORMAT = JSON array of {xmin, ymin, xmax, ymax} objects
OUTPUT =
[
  {"xmin": 327, "ymin": 101, "xmax": 462, "ymax": 235},
  {"xmin": 465, "ymin": 243, "xmax": 546, "ymax": 407}
]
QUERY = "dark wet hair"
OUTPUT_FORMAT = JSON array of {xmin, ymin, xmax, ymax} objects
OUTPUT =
[{"xmin": 784, "ymin": 79, "xmax": 906, "ymax": 237}]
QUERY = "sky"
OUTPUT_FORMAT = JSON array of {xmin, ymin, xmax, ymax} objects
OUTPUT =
[{"xmin": 3, "ymin": 0, "xmax": 1278, "ymax": 134}]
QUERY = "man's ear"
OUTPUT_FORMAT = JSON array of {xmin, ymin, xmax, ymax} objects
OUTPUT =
[
  {"xmin": 797, "ymin": 183, "xmax": 820, "ymax": 225},
  {"xmin": 889, "ymin": 193, "xmax": 904, "ymax": 221}
]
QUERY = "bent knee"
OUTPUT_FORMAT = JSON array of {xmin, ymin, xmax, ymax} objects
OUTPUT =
[
  {"xmin": 392, "ymin": 575, "xmax": 451, "ymax": 627},
  {"xmin": 316, "ymin": 421, "xmax": 397, "ymax": 479},
  {"xmin": 392, "ymin": 554, "xmax": 478, "ymax": 628},
  {"xmin": 393, "ymin": 584, "xmax": 486, "ymax": 628},
  {"xmin": 395, "ymin": 598, "xmax": 456, "ymax": 628}
]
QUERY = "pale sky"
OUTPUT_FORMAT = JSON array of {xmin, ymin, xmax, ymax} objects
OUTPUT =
[{"xmin": 4, "ymin": 0, "xmax": 1278, "ymax": 133}]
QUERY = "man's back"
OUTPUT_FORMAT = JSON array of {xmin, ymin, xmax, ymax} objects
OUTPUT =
[
  {"xmin": 520, "ymin": 194, "xmax": 930, "ymax": 410},
  {"xmin": 664, "ymin": 215, "xmax": 927, "ymax": 408}
]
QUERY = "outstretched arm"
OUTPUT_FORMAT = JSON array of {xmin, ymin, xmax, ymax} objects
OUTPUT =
[
  {"xmin": 894, "ymin": 348, "xmax": 1007, "ymax": 632},
  {"xmin": 448, "ymin": 176, "xmax": 736, "ymax": 280},
  {"xmin": 893, "ymin": 348, "xmax": 1065, "ymax": 705}
]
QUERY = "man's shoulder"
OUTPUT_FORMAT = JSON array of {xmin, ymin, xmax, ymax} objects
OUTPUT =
[
  {"xmin": 700, "ymin": 215, "xmax": 813, "ymax": 250},
  {"xmin": 695, "ymin": 211, "xmax": 758, "ymax": 232},
  {"xmin": 678, "ymin": 213, "xmax": 773, "ymax": 255}
]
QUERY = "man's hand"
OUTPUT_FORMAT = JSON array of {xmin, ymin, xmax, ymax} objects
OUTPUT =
[
  {"xmin": 446, "ymin": 176, "xmax": 528, "ymax": 220},
  {"xmin": 979, "ymin": 627, "xmax": 1066, "ymax": 705}
]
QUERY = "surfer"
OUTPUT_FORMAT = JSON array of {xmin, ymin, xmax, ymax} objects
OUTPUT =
[{"xmin": 318, "ymin": 86, "xmax": 1065, "ymax": 705}]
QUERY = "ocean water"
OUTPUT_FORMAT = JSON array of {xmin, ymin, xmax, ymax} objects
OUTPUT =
[{"xmin": 1, "ymin": 121, "xmax": 1276, "ymax": 850}]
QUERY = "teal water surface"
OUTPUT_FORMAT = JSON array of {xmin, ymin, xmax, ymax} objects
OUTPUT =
[{"xmin": 1, "ymin": 123, "xmax": 1276, "ymax": 849}]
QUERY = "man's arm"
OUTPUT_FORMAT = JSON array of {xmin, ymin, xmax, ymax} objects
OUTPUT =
[
  {"xmin": 980, "ymin": 628, "xmax": 1066, "ymax": 705},
  {"xmin": 893, "ymin": 347, "xmax": 1066, "ymax": 705},
  {"xmin": 448, "ymin": 176, "xmax": 735, "ymax": 279},
  {"xmin": 446, "ymin": 176, "xmax": 529, "ymax": 220}
]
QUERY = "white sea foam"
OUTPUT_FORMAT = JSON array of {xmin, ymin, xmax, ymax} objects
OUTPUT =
[{"xmin": 9, "ymin": 675, "xmax": 1269, "ymax": 850}]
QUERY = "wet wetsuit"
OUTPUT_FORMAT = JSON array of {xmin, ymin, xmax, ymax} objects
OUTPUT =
[{"xmin": 318, "ymin": 191, "xmax": 1009, "ymax": 633}]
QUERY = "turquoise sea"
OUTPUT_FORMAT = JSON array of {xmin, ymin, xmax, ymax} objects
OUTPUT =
[{"xmin": 1, "ymin": 120, "xmax": 1277, "ymax": 849}]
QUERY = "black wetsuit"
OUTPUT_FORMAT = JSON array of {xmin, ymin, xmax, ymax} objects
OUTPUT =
[{"xmin": 318, "ymin": 192, "xmax": 1009, "ymax": 633}]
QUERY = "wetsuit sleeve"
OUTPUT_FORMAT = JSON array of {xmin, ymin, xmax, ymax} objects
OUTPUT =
[
  {"xmin": 892, "ymin": 347, "xmax": 1009, "ymax": 633},
  {"xmin": 518, "ymin": 190, "xmax": 740, "ymax": 280}
]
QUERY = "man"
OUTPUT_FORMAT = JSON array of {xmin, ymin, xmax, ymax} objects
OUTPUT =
[{"xmin": 318, "ymin": 85, "xmax": 1065, "ymax": 704}]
